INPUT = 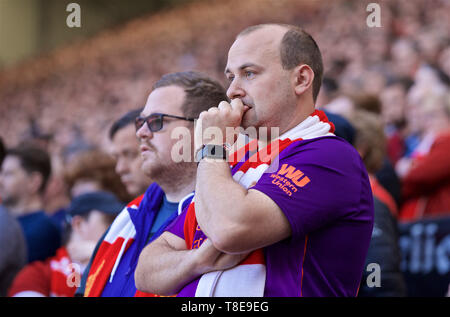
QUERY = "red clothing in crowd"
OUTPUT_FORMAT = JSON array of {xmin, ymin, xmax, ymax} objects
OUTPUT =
[
  {"xmin": 370, "ymin": 175, "xmax": 398, "ymax": 217},
  {"xmin": 387, "ymin": 131, "xmax": 405, "ymax": 166},
  {"xmin": 399, "ymin": 131, "xmax": 450, "ymax": 221},
  {"xmin": 8, "ymin": 247, "xmax": 79, "ymax": 297}
]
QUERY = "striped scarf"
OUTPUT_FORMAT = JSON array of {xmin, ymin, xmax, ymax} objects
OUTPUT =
[
  {"xmin": 84, "ymin": 184, "xmax": 193, "ymax": 297},
  {"xmin": 183, "ymin": 110, "xmax": 335, "ymax": 297}
]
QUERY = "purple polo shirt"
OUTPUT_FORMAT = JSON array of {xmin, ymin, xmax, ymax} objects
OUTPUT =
[{"xmin": 166, "ymin": 136, "xmax": 374, "ymax": 297}]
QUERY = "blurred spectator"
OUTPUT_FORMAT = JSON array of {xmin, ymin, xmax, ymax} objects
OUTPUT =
[
  {"xmin": 0, "ymin": 205, "xmax": 27, "ymax": 297},
  {"xmin": 352, "ymin": 93, "xmax": 382, "ymax": 115},
  {"xmin": 374, "ymin": 158, "xmax": 402, "ymax": 210},
  {"xmin": 352, "ymin": 93, "xmax": 403, "ymax": 208},
  {"xmin": 399, "ymin": 92, "xmax": 450, "ymax": 221},
  {"xmin": 64, "ymin": 149, "xmax": 131, "ymax": 203},
  {"xmin": 0, "ymin": 136, "xmax": 5, "ymax": 169},
  {"xmin": 0, "ymin": 136, "xmax": 27, "ymax": 296},
  {"xmin": 48, "ymin": 138, "xmax": 131, "ymax": 233},
  {"xmin": 350, "ymin": 110, "xmax": 407, "ymax": 297},
  {"xmin": 321, "ymin": 95, "xmax": 355, "ymax": 119},
  {"xmin": 316, "ymin": 77, "xmax": 339, "ymax": 108},
  {"xmin": 438, "ymin": 47, "xmax": 450, "ymax": 79},
  {"xmin": 0, "ymin": 144, "xmax": 61, "ymax": 263},
  {"xmin": 380, "ymin": 77, "xmax": 413, "ymax": 165},
  {"xmin": 8, "ymin": 191, "xmax": 123, "ymax": 297},
  {"xmin": 108, "ymin": 108, "xmax": 151, "ymax": 197},
  {"xmin": 323, "ymin": 110, "xmax": 355, "ymax": 145},
  {"xmin": 57, "ymin": 124, "xmax": 95, "ymax": 165},
  {"xmin": 398, "ymin": 66, "xmax": 448, "ymax": 166},
  {"xmin": 390, "ymin": 38, "xmax": 421, "ymax": 79}
]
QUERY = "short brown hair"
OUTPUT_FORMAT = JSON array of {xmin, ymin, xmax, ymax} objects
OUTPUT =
[
  {"xmin": 64, "ymin": 150, "xmax": 131, "ymax": 202},
  {"xmin": 238, "ymin": 24, "xmax": 323, "ymax": 102},
  {"xmin": 352, "ymin": 93, "xmax": 382, "ymax": 114},
  {"xmin": 7, "ymin": 144, "xmax": 51, "ymax": 194},
  {"xmin": 350, "ymin": 110, "xmax": 386, "ymax": 174},
  {"xmin": 153, "ymin": 71, "xmax": 228, "ymax": 119}
]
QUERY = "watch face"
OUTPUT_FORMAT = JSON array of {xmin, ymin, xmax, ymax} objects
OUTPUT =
[{"xmin": 197, "ymin": 144, "xmax": 227, "ymax": 162}]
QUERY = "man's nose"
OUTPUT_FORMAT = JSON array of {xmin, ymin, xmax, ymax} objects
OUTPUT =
[
  {"xmin": 226, "ymin": 78, "xmax": 246, "ymax": 100},
  {"xmin": 136, "ymin": 121, "xmax": 153, "ymax": 141},
  {"xmin": 115, "ymin": 157, "xmax": 128, "ymax": 175}
]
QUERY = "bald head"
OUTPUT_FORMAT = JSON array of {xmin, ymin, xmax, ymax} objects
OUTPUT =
[
  {"xmin": 236, "ymin": 23, "xmax": 287, "ymax": 38},
  {"xmin": 236, "ymin": 24, "xmax": 323, "ymax": 102}
]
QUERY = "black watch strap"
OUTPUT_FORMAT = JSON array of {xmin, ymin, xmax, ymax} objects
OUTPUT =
[{"xmin": 196, "ymin": 144, "xmax": 228, "ymax": 162}]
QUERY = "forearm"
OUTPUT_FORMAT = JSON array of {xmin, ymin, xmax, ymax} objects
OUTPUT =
[
  {"xmin": 194, "ymin": 159, "xmax": 292, "ymax": 254},
  {"xmin": 135, "ymin": 233, "xmax": 248, "ymax": 295},
  {"xmin": 135, "ymin": 238, "xmax": 201, "ymax": 296},
  {"xmin": 195, "ymin": 159, "xmax": 248, "ymax": 249}
]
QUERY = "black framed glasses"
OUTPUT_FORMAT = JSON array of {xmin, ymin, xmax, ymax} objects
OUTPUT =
[{"xmin": 135, "ymin": 113, "xmax": 195, "ymax": 132}]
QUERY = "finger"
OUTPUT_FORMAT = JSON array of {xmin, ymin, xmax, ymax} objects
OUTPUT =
[
  {"xmin": 207, "ymin": 107, "xmax": 219, "ymax": 115},
  {"xmin": 230, "ymin": 98, "xmax": 244, "ymax": 116},
  {"xmin": 217, "ymin": 101, "xmax": 232, "ymax": 111},
  {"xmin": 194, "ymin": 116, "xmax": 205, "ymax": 150}
]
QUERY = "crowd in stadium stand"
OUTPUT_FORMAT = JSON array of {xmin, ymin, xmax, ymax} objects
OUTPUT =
[{"xmin": 0, "ymin": 0, "xmax": 449, "ymax": 296}]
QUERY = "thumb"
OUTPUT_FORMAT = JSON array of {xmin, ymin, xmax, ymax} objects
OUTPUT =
[
  {"xmin": 230, "ymin": 98, "xmax": 245, "ymax": 117},
  {"xmin": 194, "ymin": 117, "xmax": 203, "ymax": 152}
]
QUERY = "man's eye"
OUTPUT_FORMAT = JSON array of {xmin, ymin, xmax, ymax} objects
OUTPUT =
[
  {"xmin": 227, "ymin": 75, "xmax": 235, "ymax": 82},
  {"xmin": 245, "ymin": 71, "xmax": 255, "ymax": 79}
]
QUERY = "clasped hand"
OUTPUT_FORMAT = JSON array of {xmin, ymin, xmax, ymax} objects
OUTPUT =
[{"xmin": 194, "ymin": 99, "xmax": 247, "ymax": 152}]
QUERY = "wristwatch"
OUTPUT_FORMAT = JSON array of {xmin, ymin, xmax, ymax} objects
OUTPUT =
[{"xmin": 196, "ymin": 144, "xmax": 228, "ymax": 162}]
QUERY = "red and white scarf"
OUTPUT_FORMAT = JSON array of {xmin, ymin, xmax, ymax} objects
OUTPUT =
[
  {"xmin": 185, "ymin": 110, "xmax": 335, "ymax": 296},
  {"xmin": 84, "ymin": 188, "xmax": 193, "ymax": 297},
  {"xmin": 84, "ymin": 195, "xmax": 144, "ymax": 297}
]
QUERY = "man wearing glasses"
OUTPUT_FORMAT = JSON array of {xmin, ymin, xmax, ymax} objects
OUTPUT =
[{"xmin": 77, "ymin": 71, "xmax": 228, "ymax": 297}]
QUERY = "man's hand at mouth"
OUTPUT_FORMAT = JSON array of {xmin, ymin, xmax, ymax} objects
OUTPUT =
[{"xmin": 195, "ymin": 99, "xmax": 246, "ymax": 151}]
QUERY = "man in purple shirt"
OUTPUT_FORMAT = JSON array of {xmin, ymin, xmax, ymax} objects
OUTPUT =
[{"xmin": 135, "ymin": 23, "xmax": 374, "ymax": 297}]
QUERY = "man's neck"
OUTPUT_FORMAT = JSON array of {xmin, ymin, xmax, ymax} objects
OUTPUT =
[
  {"xmin": 257, "ymin": 104, "xmax": 315, "ymax": 148},
  {"xmin": 159, "ymin": 175, "xmax": 196, "ymax": 203},
  {"xmin": 280, "ymin": 101, "xmax": 315, "ymax": 136},
  {"xmin": 7, "ymin": 196, "xmax": 43, "ymax": 217}
]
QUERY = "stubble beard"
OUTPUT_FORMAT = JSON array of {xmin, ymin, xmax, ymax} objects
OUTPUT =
[{"xmin": 143, "ymin": 154, "xmax": 196, "ymax": 193}]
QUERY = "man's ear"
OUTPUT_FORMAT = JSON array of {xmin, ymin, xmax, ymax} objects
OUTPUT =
[{"xmin": 293, "ymin": 64, "xmax": 315, "ymax": 96}]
